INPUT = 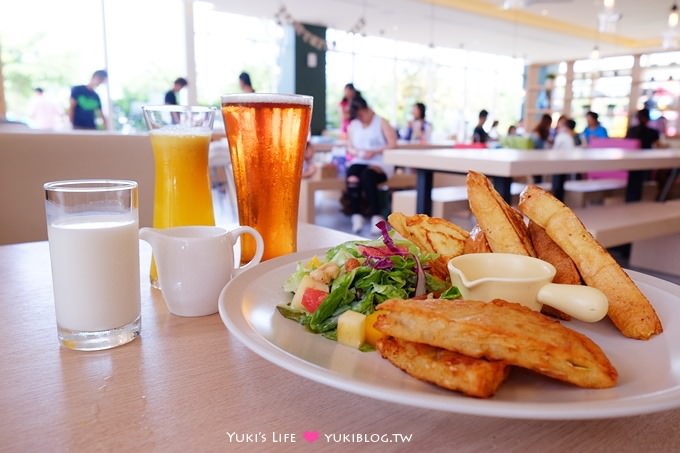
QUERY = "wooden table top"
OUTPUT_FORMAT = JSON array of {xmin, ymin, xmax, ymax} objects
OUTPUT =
[
  {"xmin": 2, "ymin": 223, "xmax": 679, "ymax": 451},
  {"xmin": 383, "ymin": 147, "xmax": 680, "ymax": 176}
]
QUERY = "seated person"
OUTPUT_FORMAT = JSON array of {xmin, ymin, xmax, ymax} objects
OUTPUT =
[
  {"xmin": 625, "ymin": 108, "xmax": 660, "ymax": 202},
  {"xmin": 345, "ymin": 95, "xmax": 397, "ymax": 234},
  {"xmin": 553, "ymin": 118, "xmax": 578, "ymax": 150},
  {"xmin": 301, "ymin": 142, "xmax": 317, "ymax": 179},
  {"xmin": 472, "ymin": 109, "xmax": 489, "ymax": 144},
  {"xmin": 626, "ymin": 108, "xmax": 660, "ymax": 150},
  {"xmin": 403, "ymin": 102, "xmax": 431, "ymax": 143},
  {"xmin": 582, "ymin": 111, "xmax": 608, "ymax": 145}
]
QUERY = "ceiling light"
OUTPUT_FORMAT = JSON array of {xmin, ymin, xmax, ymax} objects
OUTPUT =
[
  {"xmin": 663, "ymin": 29, "xmax": 678, "ymax": 48},
  {"xmin": 669, "ymin": 4, "xmax": 679, "ymax": 28},
  {"xmin": 503, "ymin": 0, "xmax": 525, "ymax": 10},
  {"xmin": 598, "ymin": 10, "xmax": 621, "ymax": 33},
  {"xmin": 590, "ymin": 45, "xmax": 600, "ymax": 60},
  {"xmin": 603, "ymin": 0, "xmax": 615, "ymax": 10}
]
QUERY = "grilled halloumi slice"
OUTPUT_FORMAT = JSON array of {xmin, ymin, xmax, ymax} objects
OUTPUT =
[{"xmin": 387, "ymin": 212, "xmax": 468, "ymax": 281}]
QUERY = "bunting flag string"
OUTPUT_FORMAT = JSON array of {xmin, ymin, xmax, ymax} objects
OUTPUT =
[{"xmin": 275, "ymin": 5, "xmax": 366, "ymax": 51}]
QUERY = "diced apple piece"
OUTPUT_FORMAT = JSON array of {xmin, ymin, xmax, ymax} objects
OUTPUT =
[
  {"xmin": 291, "ymin": 275, "xmax": 329, "ymax": 310},
  {"xmin": 337, "ymin": 311, "xmax": 367, "ymax": 349}
]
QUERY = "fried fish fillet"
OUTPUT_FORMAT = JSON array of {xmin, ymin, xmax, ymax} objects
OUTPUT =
[
  {"xmin": 376, "ymin": 298, "xmax": 618, "ymax": 388},
  {"xmin": 519, "ymin": 185, "xmax": 662, "ymax": 340},
  {"xmin": 376, "ymin": 336, "xmax": 509, "ymax": 398},
  {"xmin": 467, "ymin": 171, "xmax": 536, "ymax": 256},
  {"xmin": 463, "ymin": 225, "xmax": 492, "ymax": 254},
  {"xmin": 387, "ymin": 212, "xmax": 468, "ymax": 280}
]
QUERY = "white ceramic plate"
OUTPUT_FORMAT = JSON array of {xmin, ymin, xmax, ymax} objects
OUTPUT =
[{"xmin": 218, "ymin": 247, "xmax": 680, "ymax": 420}]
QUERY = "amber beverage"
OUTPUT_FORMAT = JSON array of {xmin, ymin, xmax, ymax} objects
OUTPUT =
[{"xmin": 221, "ymin": 94, "xmax": 312, "ymax": 263}]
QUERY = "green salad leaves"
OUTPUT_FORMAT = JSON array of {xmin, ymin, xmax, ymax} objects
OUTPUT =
[{"xmin": 277, "ymin": 223, "xmax": 461, "ymax": 341}]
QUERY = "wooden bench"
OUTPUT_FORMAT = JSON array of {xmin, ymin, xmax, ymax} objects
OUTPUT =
[
  {"xmin": 390, "ymin": 182, "xmax": 551, "ymax": 218},
  {"xmin": 563, "ymin": 179, "xmax": 658, "ymax": 207},
  {"xmin": 299, "ymin": 172, "xmax": 417, "ymax": 224},
  {"xmin": 629, "ymin": 201, "xmax": 680, "ymax": 277},
  {"xmin": 575, "ymin": 201, "xmax": 680, "ymax": 248}
]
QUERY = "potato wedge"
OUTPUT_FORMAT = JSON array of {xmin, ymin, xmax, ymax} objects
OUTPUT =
[
  {"xmin": 387, "ymin": 212, "xmax": 468, "ymax": 281},
  {"xmin": 467, "ymin": 171, "xmax": 535, "ymax": 256},
  {"xmin": 519, "ymin": 185, "xmax": 662, "ymax": 340},
  {"xmin": 528, "ymin": 221, "xmax": 581, "ymax": 285},
  {"xmin": 463, "ymin": 225, "xmax": 492, "ymax": 254}
]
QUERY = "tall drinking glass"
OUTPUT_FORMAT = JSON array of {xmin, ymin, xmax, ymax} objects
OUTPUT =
[
  {"xmin": 45, "ymin": 180, "xmax": 141, "ymax": 351},
  {"xmin": 221, "ymin": 94, "xmax": 313, "ymax": 263},
  {"xmin": 142, "ymin": 105, "xmax": 216, "ymax": 287}
]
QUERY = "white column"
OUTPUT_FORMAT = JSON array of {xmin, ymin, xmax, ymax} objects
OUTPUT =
[
  {"xmin": 184, "ymin": 0, "xmax": 198, "ymax": 105},
  {"xmin": 101, "ymin": 0, "xmax": 114, "ymax": 130},
  {"xmin": 0, "ymin": 42, "xmax": 6, "ymax": 119}
]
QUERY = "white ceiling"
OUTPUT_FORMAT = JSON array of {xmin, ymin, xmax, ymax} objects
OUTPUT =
[{"xmin": 210, "ymin": 0, "xmax": 679, "ymax": 62}]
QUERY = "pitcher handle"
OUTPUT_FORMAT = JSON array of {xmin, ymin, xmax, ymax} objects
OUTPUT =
[
  {"xmin": 537, "ymin": 283, "xmax": 608, "ymax": 323},
  {"xmin": 230, "ymin": 226, "xmax": 264, "ymax": 275}
]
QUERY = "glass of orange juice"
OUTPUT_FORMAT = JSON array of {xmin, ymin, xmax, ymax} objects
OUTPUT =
[{"xmin": 142, "ymin": 105, "xmax": 216, "ymax": 287}]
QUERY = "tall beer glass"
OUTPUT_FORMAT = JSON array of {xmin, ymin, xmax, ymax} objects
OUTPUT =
[
  {"xmin": 142, "ymin": 105, "xmax": 216, "ymax": 287},
  {"xmin": 220, "ymin": 94, "xmax": 312, "ymax": 263}
]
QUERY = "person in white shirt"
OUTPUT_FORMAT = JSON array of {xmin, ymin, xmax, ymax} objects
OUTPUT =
[
  {"xmin": 553, "ymin": 118, "xmax": 578, "ymax": 150},
  {"xmin": 345, "ymin": 95, "xmax": 397, "ymax": 234},
  {"xmin": 28, "ymin": 87, "xmax": 64, "ymax": 130}
]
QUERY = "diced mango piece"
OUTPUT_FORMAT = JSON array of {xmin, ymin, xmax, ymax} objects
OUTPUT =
[
  {"xmin": 337, "ymin": 311, "xmax": 367, "ymax": 349},
  {"xmin": 305, "ymin": 256, "xmax": 321, "ymax": 270},
  {"xmin": 291, "ymin": 275, "xmax": 329, "ymax": 310},
  {"xmin": 364, "ymin": 310, "xmax": 386, "ymax": 347}
]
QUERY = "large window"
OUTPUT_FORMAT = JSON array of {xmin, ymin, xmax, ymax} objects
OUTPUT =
[
  {"xmin": 2, "ymin": 1, "xmax": 523, "ymax": 138},
  {"xmin": 193, "ymin": 5, "xmax": 283, "ymax": 106},
  {"xmin": 0, "ymin": 0, "xmax": 184, "ymax": 131},
  {"xmin": 325, "ymin": 29, "xmax": 525, "ymax": 141},
  {"xmin": 105, "ymin": 0, "xmax": 185, "ymax": 131},
  {"xmin": 0, "ymin": 0, "xmax": 105, "ymax": 128}
]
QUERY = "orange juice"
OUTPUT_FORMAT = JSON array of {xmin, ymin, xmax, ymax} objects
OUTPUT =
[{"xmin": 149, "ymin": 130, "xmax": 215, "ymax": 284}]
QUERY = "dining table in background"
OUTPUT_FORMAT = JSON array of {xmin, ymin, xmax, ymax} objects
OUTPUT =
[
  {"xmin": 1, "ymin": 222, "xmax": 680, "ymax": 451},
  {"xmin": 383, "ymin": 148, "xmax": 680, "ymax": 215}
]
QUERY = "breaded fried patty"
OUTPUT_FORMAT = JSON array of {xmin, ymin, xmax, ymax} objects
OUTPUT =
[
  {"xmin": 376, "ymin": 299, "xmax": 618, "ymax": 388},
  {"xmin": 376, "ymin": 336, "xmax": 509, "ymax": 398}
]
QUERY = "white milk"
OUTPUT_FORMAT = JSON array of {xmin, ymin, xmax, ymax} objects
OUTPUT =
[{"xmin": 47, "ymin": 216, "xmax": 141, "ymax": 332}]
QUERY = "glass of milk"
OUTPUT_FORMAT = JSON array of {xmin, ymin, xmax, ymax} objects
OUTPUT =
[{"xmin": 44, "ymin": 180, "xmax": 141, "ymax": 351}]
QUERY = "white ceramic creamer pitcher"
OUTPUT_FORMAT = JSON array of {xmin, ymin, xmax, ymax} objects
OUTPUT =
[
  {"xmin": 140, "ymin": 226, "xmax": 264, "ymax": 317},
  {"xmin": 448, "ymin": 253, "xmax": 608, "ymax": 322}
]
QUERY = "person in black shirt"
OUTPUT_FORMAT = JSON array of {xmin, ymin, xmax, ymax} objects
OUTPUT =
[
  {"xmin": 626, "ymin": 108, "xmax": 660, "ymax": 149},
  {"xmin": 239, "ymin": 72, "xmax": 255, "ymax": 93},
  {"xmin": 69, "ymin": 69, "xmax": 108, "ymax": 130},
  {"xmin": 472, "ymin": 109, "xmax": 489, "ymax": 144},
  {"xmin": 164, "ymin": 77, "xmax": 188, "ymax": 105},
  {"xmin": 625, "ymin": 108, "xmax": 660, "ymax": 202}
]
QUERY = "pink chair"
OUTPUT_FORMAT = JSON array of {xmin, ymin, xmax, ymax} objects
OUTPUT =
[
  {"xmin": 453, "ymin": 143, "xmax": 486, "ymax": 149},
  {"xmin": 587, "ymin": 138, "xmax": 640, "ymax": 180}
]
